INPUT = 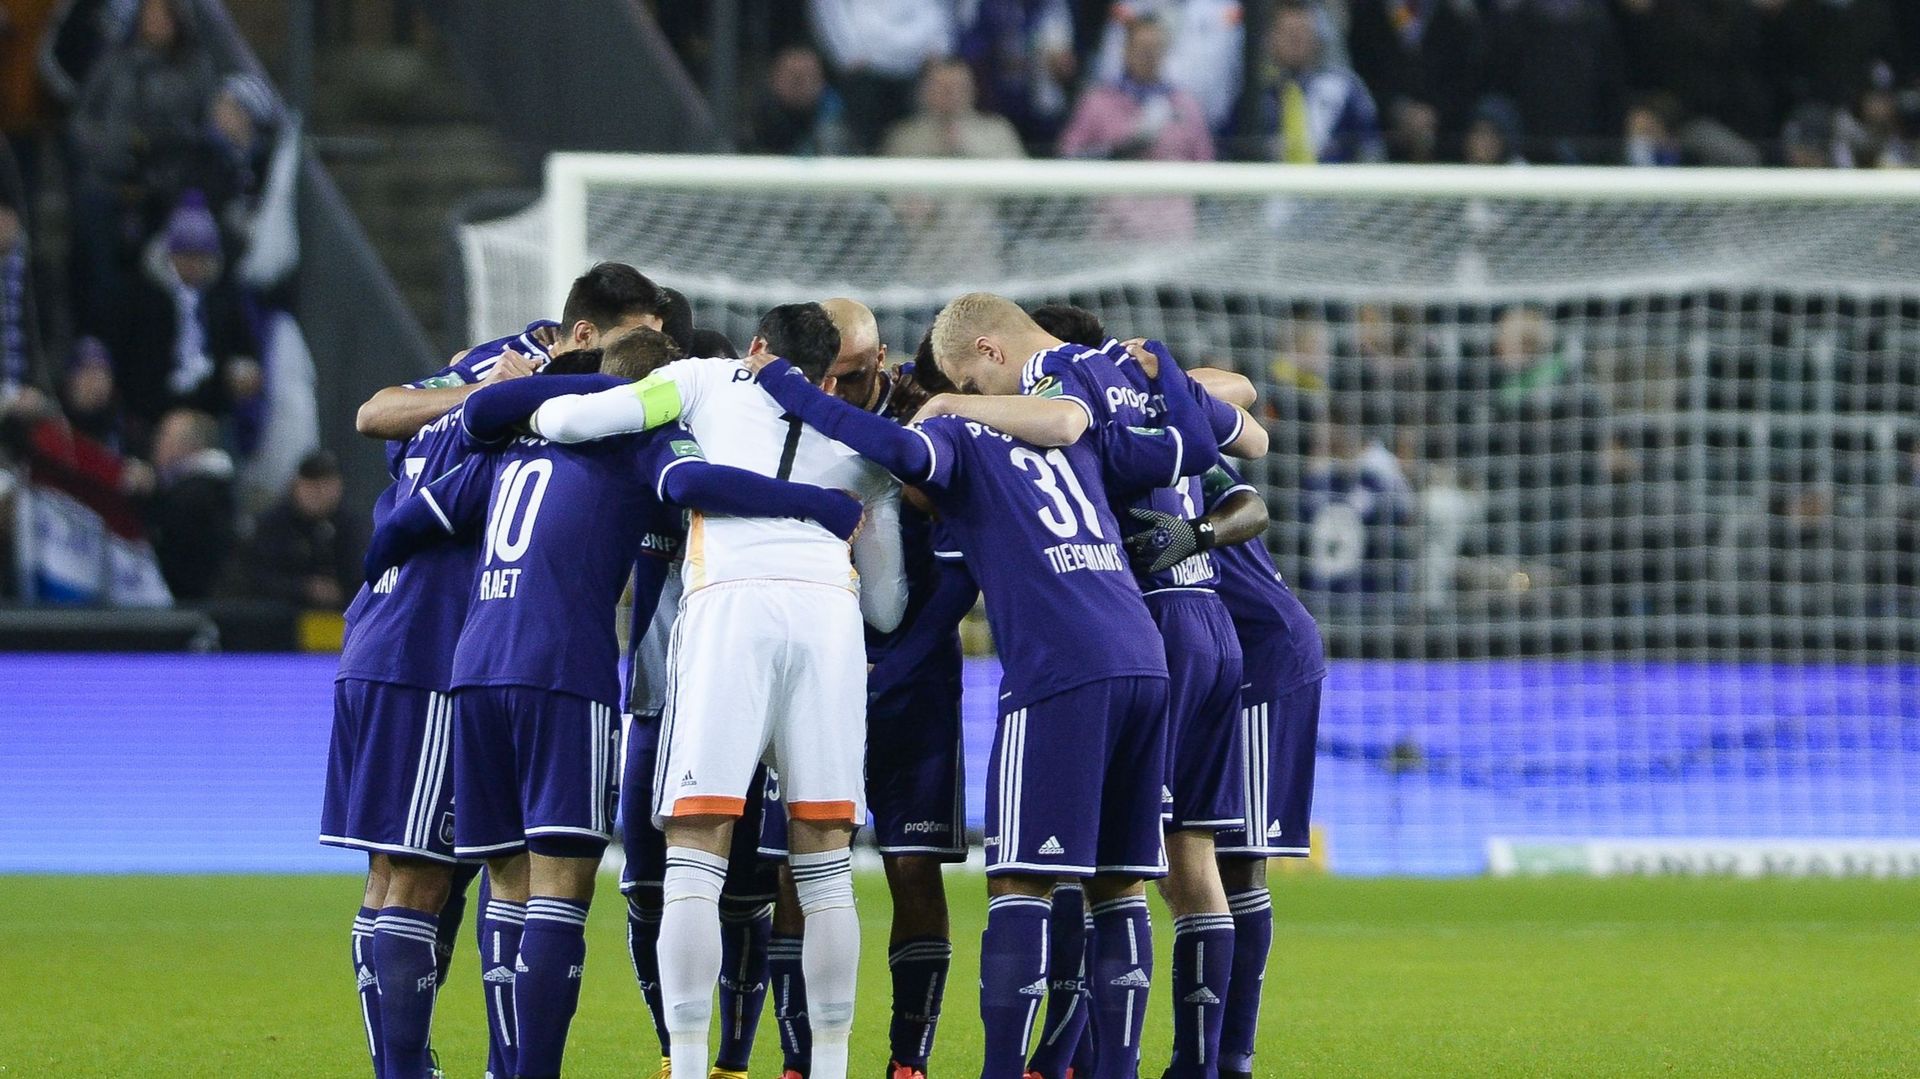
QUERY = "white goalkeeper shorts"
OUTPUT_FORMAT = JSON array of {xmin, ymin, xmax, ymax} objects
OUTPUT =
[{"xmin": 652, "ymin": 578, "xmax": 868, "ymax": 828}]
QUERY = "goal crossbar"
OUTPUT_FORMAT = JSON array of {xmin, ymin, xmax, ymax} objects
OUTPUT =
[{"xmin": 543, "ymin": 154, "xmax": 1920, "ymax": 314}]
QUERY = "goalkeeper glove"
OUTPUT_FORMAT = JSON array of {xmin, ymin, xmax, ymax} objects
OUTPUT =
[{"xmin": 1124, "ymin": 508, "xmax": 1216, "ymax": 574}]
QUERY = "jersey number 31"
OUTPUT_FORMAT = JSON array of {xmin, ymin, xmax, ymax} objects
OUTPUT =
[{"xmin": 1010, "ymin": 447, "xmax": 1104, "ymax": 540}]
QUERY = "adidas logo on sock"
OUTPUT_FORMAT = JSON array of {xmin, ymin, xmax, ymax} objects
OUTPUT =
[
  {"xmin": 483, "ymin": 965, "xmax": 515, "ymax": 984},
  {"xmin": 1266, "ymin": 820, "xmax": 1284, "ymax": 839},
  {"xmin": 356, "ymin": 966, "xmax": 376, "ymax": 991},
  {"xmin": 1038, "ymin": 836, "xmax": 1065, "ymax": 855},
  {"xmin": 1184, "ymin": 987, "xmax": 1222, "ymax": 1004},
  {"xmin": 1019, "ymin": 978, "xmax": 1049, "ymax": 997},
  {"xmin": 1110, "ymin": 967, "xmax": 1151, "ymax": 988}
]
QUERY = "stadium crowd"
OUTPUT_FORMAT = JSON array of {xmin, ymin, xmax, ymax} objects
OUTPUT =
[
  {"xmin": 696, "ymin": 0, "xmax": 1920, "ymax": 167},
  {"xmin": 0, "ymin": 0, "xmax": 320, "ymax": 607},
  {"xmin": 3, "ymin": 0, "xmax": 1916, "ymax": 618}
]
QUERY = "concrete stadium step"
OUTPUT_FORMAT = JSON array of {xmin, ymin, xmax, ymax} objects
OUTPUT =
[{"xmin": 312, "ymin": 113, "xmax": 529, "ymax": 349}]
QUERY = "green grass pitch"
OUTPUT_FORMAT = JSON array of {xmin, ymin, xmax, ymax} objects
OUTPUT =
[{"xmin": 2, "ymin": 873, "xmax": 1915, "ymax": 1077}]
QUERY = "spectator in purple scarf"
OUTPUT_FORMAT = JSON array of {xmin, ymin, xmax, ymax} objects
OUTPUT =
[{"xmin": 112, "ymin": 190, "xmax": 260, "ymax": 448}]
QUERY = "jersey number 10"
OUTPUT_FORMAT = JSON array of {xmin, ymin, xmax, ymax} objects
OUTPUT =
[
  {"xmin": 485, "ymin": 458, "xmax": 554, "ymax": 565},
  {"xmin": 1010, "ymin": 447, "xmax": 1104, "ymax": 541}
]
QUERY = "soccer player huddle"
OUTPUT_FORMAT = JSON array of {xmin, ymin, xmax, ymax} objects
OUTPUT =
[{"xmin": 321, "ymin": 263, "xmax": 1326, "ymax": 1079}]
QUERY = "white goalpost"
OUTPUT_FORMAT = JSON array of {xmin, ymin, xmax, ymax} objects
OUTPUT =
[{"xmin": 463, "ymin": 156, "xmax": 1920, "ymax": 875}]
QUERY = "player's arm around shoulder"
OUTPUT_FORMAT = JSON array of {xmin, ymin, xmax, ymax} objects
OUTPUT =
[
  {"xmin": 1188, "ymin": 366, "xmax": 1256, "ymax": 409},
  {"xmin": 354, "ymin": 346, "xmax": 537, "ymax": 440},
  {"xmin": 915, "ymin": 391, "xmax": 1089, "ymax": 447},
  {"xmin": 530, "ymin": 357, "xmax": 706, "ymax": 443}
]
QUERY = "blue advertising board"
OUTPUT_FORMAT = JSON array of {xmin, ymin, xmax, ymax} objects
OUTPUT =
[{"xmin": 2, "ymin": 655, "xmax": 1914, "ymax": 875}]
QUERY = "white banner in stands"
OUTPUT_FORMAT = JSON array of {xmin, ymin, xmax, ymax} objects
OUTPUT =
[{"xmin": 1487, "ymin": 838, "xmax": 1920, "ymax": 879}]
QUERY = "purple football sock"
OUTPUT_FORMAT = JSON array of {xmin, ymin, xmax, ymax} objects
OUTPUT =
[
  {"xmin": 769, "ymin": 932, "xmax": 812, "ymax": 1075},
  {"xmin": 512, "ymin": 896, "xmax": 591, "ymax": 1078},
  {"xmin": 372, "ymin": 907, "xmax": 442, "ymax": 1079},
  {"xmin": 1221, "ymin": 888, "xmax": 1273, "ymax": 1075},
  {"xmin": 1027, "ymin": 884, "xmax": 1090, "ymax": 1079},
  {"xmin": 979, "ymin": 894, "xmax": 1051, "ymax": 1079},
  {"xmin": 887, "ymin": 935, "xmax": 953, "ymax": 1069},
  {"xmin": 351, "ymin": 906, "xmax": 384, "ymax": 1078},
  {"xmin": 716, "ymin": 898, "xmax": 774, "ymax": 1071},
  {"xmin": 434, "ymin": 863, "xmax": 479, "ymax": 991},
  {"xmin": 625, "ymin": 892, "xmax": 671, "ymax": 1057},
  {"xmin": 1166, "ymin": 913, "xmax": 1235, "ymax": 1078},
  {"xmin": 478, "ymin": 897, "xmax": 525, "ymax": 1079},
  {"xmin": 1087, "ymin": 894, "xmax": 1153, "ymax": 1079}
]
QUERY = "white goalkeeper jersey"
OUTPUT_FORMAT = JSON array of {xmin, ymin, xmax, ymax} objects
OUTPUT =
[{"xmin": 532, "ymin": 356, "xmax": 907, "ymax": 631}]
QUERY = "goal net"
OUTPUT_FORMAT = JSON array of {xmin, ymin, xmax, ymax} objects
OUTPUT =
[{"xmin": 462, "ymin": 156, "xmax": 1920, "ymax": 875}]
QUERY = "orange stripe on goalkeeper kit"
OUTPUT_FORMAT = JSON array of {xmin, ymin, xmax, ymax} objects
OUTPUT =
[
  {"xmin": 684, "ymin": 511, "xmax": 707, "ymax": 589},
  {"xmin": 671, "ymin": 795, "xmax": 746, "ymax": 818},
  {"xmin": 787, "ymin": 799, "xmax": 860, "ymax": 823}
]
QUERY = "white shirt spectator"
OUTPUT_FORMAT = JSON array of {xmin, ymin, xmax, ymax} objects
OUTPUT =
[
  {"xmin": 810, "ymin": 0, "xmax": 955, "ymax": 80},
  {"xmin": 1093, "ymin": 0, "xmax": 1245, "ymax": 131}
]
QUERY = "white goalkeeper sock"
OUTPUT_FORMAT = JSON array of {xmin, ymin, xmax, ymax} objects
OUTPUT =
[
  {"xmin": 791, "ymin": 848, "xmax": 858, "ymax": 1079},
  {"xmin": 658, "ymin": 846, "xmax": 727, "ymax": 1079}
]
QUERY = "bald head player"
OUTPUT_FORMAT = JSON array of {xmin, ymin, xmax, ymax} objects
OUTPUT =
[{"xmin": 820, "ymin": 297, "xmax": 891, "ymax": 412}]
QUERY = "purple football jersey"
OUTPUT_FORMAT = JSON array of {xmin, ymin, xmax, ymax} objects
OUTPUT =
[
  {"xmin": 381, "ymin": 321, "xmax": 559, "ymax": 481},
  {"xmin": 1021, "ymin": 340, "xmax": 1234, "ymax": 593},
  {"xmin": 404, "ymin": 320, "xmax": 559, "ymax": 390},
  {"xmin": 1203, "ymin": 462, "xmax": 1327, "ymax": 691},
  {"xmin": 337, "ymin": 406, "xmax": 479, "ymax": 691},
  {"xmin": 912, "ymin": 415, "xmax": 1166, "ymax": 708},
  {"xmin": 447, "ymin": 427, "xmax": 702, "ymax": 704}
]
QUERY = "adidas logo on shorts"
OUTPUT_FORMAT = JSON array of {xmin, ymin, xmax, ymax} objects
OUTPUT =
[
  {"xmin": 483, "ymin": 965, "xmax": 515, "ymax": 984},
  {"xmin": 1266, "ymin": 820, "xmax": 1284, "ymax": 839},
  {"xmin": 1110, "ymin": 967, "xmax": 1151, "ymax": 988},
  {"xmin": 1184, "ymin": 987, "xmax": 1221, "ymax": 1004},
  {"xmin": 356, "ymin": 966, "xmax": 375, "ymax": 991},
  {"xmin": 1019, "ymin": 978, "xmax": 1049, "ymax": 997},
  {"xmin": 1038, "ymin": 836, "xmax": 1065, "ymax": 855}
]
